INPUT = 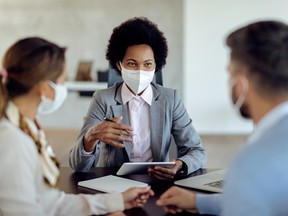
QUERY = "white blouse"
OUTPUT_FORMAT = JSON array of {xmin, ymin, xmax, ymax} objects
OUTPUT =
[{"xmin": 0, "ymin": 118, "xmax": 124, "ymax": 215}]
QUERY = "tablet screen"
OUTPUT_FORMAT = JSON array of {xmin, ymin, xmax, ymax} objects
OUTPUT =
[{"xmin": 116, "ymin": 162, "xmax": 176, "ymax": 175}]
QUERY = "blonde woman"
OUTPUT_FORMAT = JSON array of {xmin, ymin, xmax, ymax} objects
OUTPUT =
[{"xmin": 0, "ymin": 37, "xmax": 153, "ymax": 215}]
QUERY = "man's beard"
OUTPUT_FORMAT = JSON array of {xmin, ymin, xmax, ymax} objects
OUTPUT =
[{"xmin": 232, "ymin": 87, "xmax": 251, "ymax": 119}]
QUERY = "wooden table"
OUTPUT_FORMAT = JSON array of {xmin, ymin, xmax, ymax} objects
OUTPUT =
[{"xmin": 59, "ymin": 167, "xmax": 215, "ymax": 216}]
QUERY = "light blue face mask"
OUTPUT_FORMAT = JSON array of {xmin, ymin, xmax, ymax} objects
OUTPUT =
[
  {"xmin": 229, "ymin": 76, "xmax": 249, "ymax": 116},
  {"xmin": 38, "ymin": 81, "xmax": 68, "ymax": 115}
]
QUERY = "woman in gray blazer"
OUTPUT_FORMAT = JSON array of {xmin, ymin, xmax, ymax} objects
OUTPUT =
[{"xmin": 69, "ymin": 17, "xmax": 207, "ymax": 180}]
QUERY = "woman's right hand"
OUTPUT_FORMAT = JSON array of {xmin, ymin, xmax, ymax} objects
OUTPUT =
[
  {"xmin": 122, "ymin": 186, "xmax": 154, "ymax": 209},
  {"xmin": 83, "ymin": 116, "xmax": 133, "ymax": 152}
]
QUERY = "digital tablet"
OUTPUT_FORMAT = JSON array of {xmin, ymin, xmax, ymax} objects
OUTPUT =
[{"xmin": 116, "ymin": 162, "xmax": 176, "ymax": 175}]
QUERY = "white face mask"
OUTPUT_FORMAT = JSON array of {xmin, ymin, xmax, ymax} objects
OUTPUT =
[
  {"xmin": 38, "ymin": 81, "xmax": 68, "ymax": 115},
  {"xmin": 120, "ymin": 62, "xmax": 155, "ymax": 94},
  {"xmin": 229, "ymin": 76, "xmax": 249, "ymax": 117}
]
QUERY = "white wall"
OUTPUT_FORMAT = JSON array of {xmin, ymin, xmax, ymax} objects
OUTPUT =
[
  {"xmin": 183, "ymin": 0, "xmax": 288, "ymax": 134},
  {"xmin": 4, "ymin": 0, "xmax": 288, "ymax": 134},
  {"xmin": 0, "ymin": 0, "xmax": 183, "ymax": 129},
  {"xmin": 0, "ymin": 0, "xmax": 183, "ymax": 84}
]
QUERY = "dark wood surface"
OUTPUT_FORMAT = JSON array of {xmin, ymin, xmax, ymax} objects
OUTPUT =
[{"xmin": 59, "ymin": 167, "xmax": 215, "ymax": 216}]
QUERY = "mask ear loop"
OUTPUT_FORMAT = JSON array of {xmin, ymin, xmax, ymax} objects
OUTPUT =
[
  {"xmin": 119, "ymin": 61, "xmax": 124, "ymax": 70},
  {"xmin": 235, "ymin": 77, "xmax": 249, "ymax": 110}
]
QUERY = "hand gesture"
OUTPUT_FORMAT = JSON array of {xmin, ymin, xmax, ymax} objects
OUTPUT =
[{"xmin": 84, "ymin": 116, "xmax": 133, "ymax": 152}]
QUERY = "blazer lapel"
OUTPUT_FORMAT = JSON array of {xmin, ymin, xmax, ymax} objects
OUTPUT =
[
  {"xmin": 150, "ymin": 85, "xmax": 165, "ymax": 161},
  {"xmin": 110, "ymin": 85, "xmax": 132, "ymax": 159}
]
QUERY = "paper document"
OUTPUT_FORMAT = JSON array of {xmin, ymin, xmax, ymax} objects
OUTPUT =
[{"xmin": 78, "ymin": 175, "xmax": 148, "ymax": 193}]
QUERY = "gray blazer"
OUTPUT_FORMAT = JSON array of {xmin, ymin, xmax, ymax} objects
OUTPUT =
[{"xmin": 69, "ymin": 82, "xmax": 207, "ymax": 174}]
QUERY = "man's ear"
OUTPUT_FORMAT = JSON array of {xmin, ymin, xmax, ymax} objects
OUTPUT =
[{"xmin": 238, "ymin": 74, "xmax": 249, "ymax": 94}]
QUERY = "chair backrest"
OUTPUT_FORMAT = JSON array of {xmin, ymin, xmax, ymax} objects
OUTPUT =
[
  {"xmin": 107, "ymin": 66, "xmax": 124, "ymax": 87},
  {"xmin": 107, "ymin": 65, "xmax": 163, "ymax": 87}
]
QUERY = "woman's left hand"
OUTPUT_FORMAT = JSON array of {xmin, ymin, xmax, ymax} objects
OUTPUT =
[{"xmin": 148, "ymin": 160, "xmax": 183, "ymax": 180}]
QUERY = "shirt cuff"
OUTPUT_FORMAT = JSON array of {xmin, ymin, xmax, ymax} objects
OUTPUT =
[
  {"xmin": 196, "ymin": 193, "xmax": 222, "ymax": 215},
  {"xmin": 81, "ymin": 147, "xmax": 94, "ymax": 156},
  {"xmin": 84, "ymin": 193, "xmax": 125, "ymax": 215},
  {"xmin": 96, "ymin": 193, "xmax": 125, "ymax": 213},
  {"xmin": 176, "ymin": 160, "xmax": 188, "ymax": 176}
]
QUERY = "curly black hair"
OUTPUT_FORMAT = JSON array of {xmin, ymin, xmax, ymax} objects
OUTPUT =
[{"xmin": 106, "ymin": 17, "xmax": 168, "ymax": 73}]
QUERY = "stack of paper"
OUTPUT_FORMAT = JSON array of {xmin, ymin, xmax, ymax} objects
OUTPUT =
[{"xmin": 78, "ymin": 175, "xmax": 148, "ymax": 193}]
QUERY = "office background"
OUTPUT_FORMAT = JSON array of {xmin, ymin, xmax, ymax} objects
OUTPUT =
[
  {"xmin": 0, "ymin": 0, "xmax": 184, "ymax": 130},
  {"xmin": 0, "ymin": 0, "xmax": 287, "ymax": 166}
]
